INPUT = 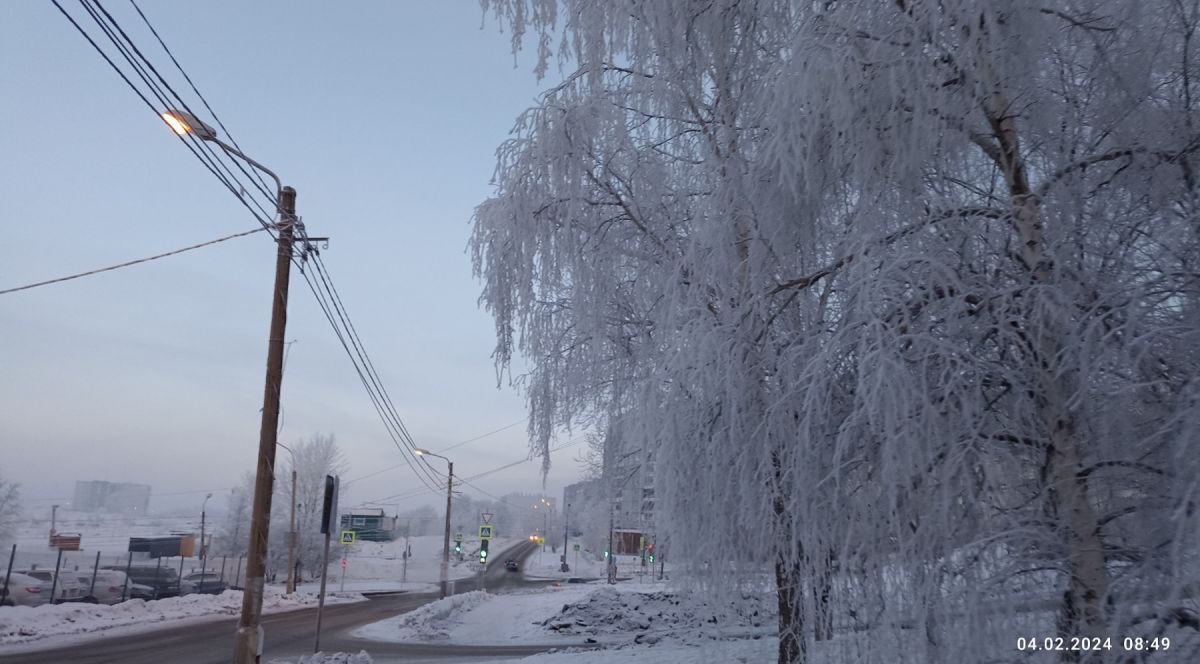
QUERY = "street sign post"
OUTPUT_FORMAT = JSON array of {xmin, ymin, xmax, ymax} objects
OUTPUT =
[
  {"xmin": 340, "ymin": 530, "xmax": 355, "ymax": 546},
  {"xmin": 478, "ymin": 525, "xmax": 494, "ymax": 540}
]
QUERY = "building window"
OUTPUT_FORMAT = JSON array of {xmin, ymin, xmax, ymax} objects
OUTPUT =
[{"xmin": 352, "ymin": 517, "xmax": 365, "ymax": 526}]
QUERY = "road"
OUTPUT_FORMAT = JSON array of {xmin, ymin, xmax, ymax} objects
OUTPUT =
[{"xmin": 4, "ymin": 540, "xmax": 587, "ymax": 664}]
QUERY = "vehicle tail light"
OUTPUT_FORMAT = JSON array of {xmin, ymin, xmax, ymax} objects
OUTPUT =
[
  {"xmin": 109, "ymin": 586, "xmax": 123, "ymax": 592},
  {"xmin": 26, "ymin": 587, "xmax": 42, "ymax": 593}
]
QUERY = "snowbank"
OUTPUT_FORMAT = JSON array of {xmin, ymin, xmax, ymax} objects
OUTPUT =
[
  {"xmin": 0, "ymin": 587, "xmax": 365, "ymax": 647},
  {"xmin": 355, "ymin": 580, "xmax": 772, "ymax": 647},
  {"xmin": 267, "ymin": 651, "xmax": 373, "ymax": 664}
]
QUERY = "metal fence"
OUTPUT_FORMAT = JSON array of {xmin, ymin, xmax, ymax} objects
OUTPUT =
[{"xmin": 1, "ymin": 543, "xmax": 247, "ymax": 604}]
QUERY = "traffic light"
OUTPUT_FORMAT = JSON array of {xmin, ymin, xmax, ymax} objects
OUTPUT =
[
  {"xmin": 479, "ymin": 538, "xmax": 489, "ymax": 563},
  {"xmin": 454, "ymin": 542, "xmax": 462, "ymax": 554},
  {"xmin": 647, "ymin": 543, "xmax": 654, "ymax": 563},
  {"xmin": 603, "ymin": 550, "xmax": 609, "ymax": 558}
]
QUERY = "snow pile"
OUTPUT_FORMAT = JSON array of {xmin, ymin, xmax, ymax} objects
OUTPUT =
[
  {"xmin": 267, "ymin": 651, "xmax": 372, "ymax": 664},
  {"xmin": 356, "ymin": 590, "xmax": 492, "ymax": 641},
  {"xmin": 0, "ymin": 588, "xmax": 364, "ymax": 646},
  {"xmin": 539, "ymin": 586, "xmax": 773, "ymax": 643}
]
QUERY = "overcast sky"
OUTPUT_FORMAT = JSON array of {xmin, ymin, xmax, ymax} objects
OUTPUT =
[{"xmin": 0, "ymin": 1, "xmax": 587, "ymax": 518}]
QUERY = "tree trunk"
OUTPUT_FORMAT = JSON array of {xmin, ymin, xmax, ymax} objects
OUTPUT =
[
  {"xmin": 980, "ymin": 77, "xmax": 1110, "ymax": 656},
  {"xmin": 776, "ymin": 556, "xmax": 808, "ymax": 664},
  {"xmin": 813, "ymin": 548, "xmax": 835, "ymax": 641}
]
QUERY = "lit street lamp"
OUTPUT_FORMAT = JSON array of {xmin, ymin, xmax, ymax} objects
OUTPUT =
[
  {"xmin": 415, "ymin": 448, "xmax": 453, "ymax": 599},
  {"xmin": 163, "ymin": 108, "xmax": 294, "ymax": 664}
]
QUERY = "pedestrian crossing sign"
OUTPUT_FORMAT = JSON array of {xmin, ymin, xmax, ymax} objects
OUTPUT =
[
  {"xmin": 340, "ymin": 529, "xmax": 355, "ymax": 545},
  {"xmin": 478, "ymin": 525, "xmax": 494, "ymax": 540}
]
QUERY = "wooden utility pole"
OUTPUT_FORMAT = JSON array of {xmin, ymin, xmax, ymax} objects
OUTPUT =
[{"xmin": 234, "ymin": 186, "xmax": 296, "ymax": 664}]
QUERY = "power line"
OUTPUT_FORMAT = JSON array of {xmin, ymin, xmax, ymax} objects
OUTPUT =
[
  {"xmin": 126, "ymin": 0, "xmax": 277, "ymax": 205},
  {"xmin": 0, "ymin": 227, "xmax": 265, "ymax": 295},
  {"xmin": 51, "ymin": 0, "xmax": 276, "ymax": 233},
  {"xmin": 51, "ymin": 0, "xmax": 444, "ymax": 495},
  {"xmin": 80, "ymin": 0, "xmax": 277, "ymax": 223},
  {"xmin": 343, "ymin": 418, "xmax": 528, "ymax": 485}
]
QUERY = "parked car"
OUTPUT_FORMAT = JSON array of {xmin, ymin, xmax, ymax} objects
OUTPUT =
[
  {"xmin": 15, "ymin": 569, "xmax": 88, "ymax": 603},
  {"xmin": 1, "ymin": 572, "xmax": 47, "ymax": 607},
  {"xmin": 102, "ymin": 565, "xmax": 188, "ymax": 599},
  {"xmin": 504, "ymin": 560, "xmax": 520, "ymax": 572},
  {"xmin": 182, "ymin": 571, "xmax": 227, "ymax": 595},
  {"xmin": 72, "ymin": 569, "xmax": 139, "ymax": 605},
  {"xmin": 127, "ymin": 582, "xmax": 156, "ymax": 600}
]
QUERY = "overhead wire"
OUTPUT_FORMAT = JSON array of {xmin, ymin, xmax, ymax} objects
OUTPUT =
[
  {"xmin": 127, "ymin": 0, "xmax": 276, "ymax": 204},
  {"xmin": 51, "ymin": 0, "xmax": 460, "ymax": 496},
  {"xmin": 0, "ymin": 227, "xmax": 265, "ymax": 295},
  {"xmin": 51, "ymin": 0, "xmax": 276, "ymax": 234},
  {"xmin": 293, "ymin": 263, "xmax": 446, "ymax": 494},
  {"xmin": 81, "ymin": 0, "xmax": 277, "ymax": 222}
]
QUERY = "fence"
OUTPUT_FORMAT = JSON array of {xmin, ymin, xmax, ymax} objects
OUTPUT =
[{"xmin": 1, "ymin": 543, "xmax": 247, "ymax": 604}]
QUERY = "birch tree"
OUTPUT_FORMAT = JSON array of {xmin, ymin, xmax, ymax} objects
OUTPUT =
[{"xmin": 473, "ymin": 2, "xmax": 1200, "ymax": 662}]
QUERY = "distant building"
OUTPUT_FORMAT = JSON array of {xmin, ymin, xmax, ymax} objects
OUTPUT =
[
  {"xmin": 73, "ymin": 480, "xmax": 151, "ymax": 514},
  {"xmin": 340, "ymin": 508, "xmax": 397, "ymax": 541}
]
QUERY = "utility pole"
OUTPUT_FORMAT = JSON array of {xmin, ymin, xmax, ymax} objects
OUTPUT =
[
  {"xmin": 234, "ymin": 186, "xmax": 297, "ymax": 664},
  {"xmin": 440, "ymin": 461, "xmax": 453, "ymax": 599},
  {"xmin": 199, "ymin": 493, "xmax": 212, "ymax": 593},
  {"xmin": 287, "ymin": 467, "xmax": 297, "ymax": 593}
]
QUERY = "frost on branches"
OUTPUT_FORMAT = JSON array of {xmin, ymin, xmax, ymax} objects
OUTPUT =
[{"xmin": 471, "ymin": 2, "xmax": 1200, "ymax": 662}]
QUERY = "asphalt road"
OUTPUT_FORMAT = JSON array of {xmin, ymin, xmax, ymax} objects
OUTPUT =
[{"xmin": 4, "ymin": 540, "xmax": 589, "ymax": 664}]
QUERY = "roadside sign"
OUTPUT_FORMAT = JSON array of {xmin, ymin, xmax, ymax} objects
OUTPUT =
[
  {"xmin": 340, "ymin": 558, "xmax": 347, "ymax": 569},
  {"xmin": 478, "ymin": 525, "xmax": 495, "ymax": 540},
  {"xmin": 454, "ymin": 532, "xmax": 463, "ymax": 542},
  {"xmin": 573, "ymin": 543, "xmax": 580, "ymax": 551},
  {"xmin": 340, "ymin": 530, "xmax": 356, "ymax": 545},
  {"xmin": 481, "ymin": 512, "xmax": 494, "ymax": 524}
]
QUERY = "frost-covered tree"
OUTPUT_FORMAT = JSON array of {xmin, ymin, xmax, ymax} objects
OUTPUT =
[
  {"xmin": 474, "ymin": 1, "xmax": 1200, "ymax": 662},
  {"xmin": 278, "ymin": 433, "xmax": 347, "ymax": 582},
  {"xmin": 214, "ymin": 472, "xmax": 254, "ymax": 558},
  {"xmin": 0, "ymin": 473, "xmax": 21, "ymax": 547}
]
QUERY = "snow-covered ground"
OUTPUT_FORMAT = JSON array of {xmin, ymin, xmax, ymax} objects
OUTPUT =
[
  {"xmin": 342, "ymin": 576, "xmax": 775, "ymax": 663},
  {"xmin": 0, "ymin": 587, "xmax": 364, "ymax": 651}
]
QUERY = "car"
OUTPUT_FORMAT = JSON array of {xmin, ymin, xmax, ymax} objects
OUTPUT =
[
  {"xmin": 72, "ymin": 569, "xmax": 138, "ymax": 605},
  {"xmin": 1, "ymin": 572, "xmax": 47, "ymax": 607},
  {"xmin": 127, "ymin": 582, "xmax": 156, "ymax": 600},
  {"xmin": 102, "ymin": 565, "xmax": 187, "ymax": 599},
  {"xmin": 504, "ymin": 560, "xmax": 520, "ymax": 572},
  {"xmin": 182, "ymin": 571, "xmax": 227, "ymax": 594},
  {"xmin": 15, "ymin": 569, "xmax": 88, "ymax": 603}
]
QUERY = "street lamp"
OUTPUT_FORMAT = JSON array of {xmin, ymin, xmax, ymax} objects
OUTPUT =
[
  {"xmin": 198, "ymin": 492, "xmax": 213, "ymax": 592},
  {"xmin": 277, "ymin": 442, "xmax": 298, "ymax": 594},
  {"xmin": 561, "ymin": 502, "xmax": 570, "ymax": 573},
  {"xmin": 414, "ymin": 448, "xmax": 453, "ymax": 599},
  {"xmin": 164, "ymin": 108, "xmax": 295, "ymax": 664}
]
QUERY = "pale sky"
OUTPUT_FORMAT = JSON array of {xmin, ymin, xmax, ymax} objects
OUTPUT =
[{"xmin": 0, "ymin": 1, "xmax": 585, "ymax": 517}]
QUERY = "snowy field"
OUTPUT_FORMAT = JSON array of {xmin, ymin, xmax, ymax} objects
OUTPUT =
[{"xmin": 0, "ymin": 587, "xmax": 364, "ymax": 651}]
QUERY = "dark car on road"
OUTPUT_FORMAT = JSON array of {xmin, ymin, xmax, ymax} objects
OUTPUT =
[{"xmin": 504, "ymin": 559, "xmax": 520, "ymax": 572}]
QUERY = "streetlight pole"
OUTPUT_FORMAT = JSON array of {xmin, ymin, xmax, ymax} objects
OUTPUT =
[
  {"xmin": 199, "ymin": 492, "xmax": 212, "ymax": 592},
  {"xmin": 278, "ymin": 442, "xmax": 298, "ymax": 594},
  {"xmin": 415, "ymin": 449, "xmax": 453, "ymax": 599},
  {"xmin": 561, "ymin": 502, "xmax": 570, "ymax": 572},
  {"xmin": 160, "ymin": 109, "xmax": 295, "ymax": 664}
]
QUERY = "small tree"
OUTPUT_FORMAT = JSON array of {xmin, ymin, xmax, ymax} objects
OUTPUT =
[
  {"xmin": 279, "ymin": 433, "xmax": 347, "ymax": 582},
  {"xmin": 0, "ymin": 473, "xmax": 21, "ymax": 547}
]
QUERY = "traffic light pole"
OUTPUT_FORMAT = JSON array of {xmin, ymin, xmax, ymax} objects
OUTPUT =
[{"xmin": 233, "ymin": 187, "xmax": 296, "ymax": 664}]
